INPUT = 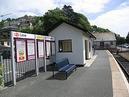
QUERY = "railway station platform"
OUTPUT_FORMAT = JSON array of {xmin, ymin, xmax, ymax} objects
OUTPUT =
[
  {"xmin": 107, "ymin": 51, "xmax": 129, "ymax": 97},
  {"xmin": 0, "ymin": 50, "xmax": 129, "ymax": 97}
]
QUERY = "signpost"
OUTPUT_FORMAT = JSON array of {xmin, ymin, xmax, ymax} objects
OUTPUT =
[
  {"xmin": 11, "ymin": 31, "xmax": 16, "ymax": 85},
  {"xmin": 36, "ymin": 35, "xmax": 45, "ymax": 58},
  {"xmin": 36, "ymin": 35, "xmax": 46, "ymax": 72}
]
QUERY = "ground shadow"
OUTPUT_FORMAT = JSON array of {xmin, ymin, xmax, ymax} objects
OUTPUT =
[{"xmin": 46, "ymin": 72, "xmax": 68, "ymax": 80}]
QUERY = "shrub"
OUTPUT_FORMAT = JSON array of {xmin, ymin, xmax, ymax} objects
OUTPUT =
[{"xmin": 0, "ymin": 64, "xmax": 4, "ymax": 87}]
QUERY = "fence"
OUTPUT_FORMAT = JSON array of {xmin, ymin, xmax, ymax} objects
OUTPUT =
[
  {"xmin": 2, "ymin": 57, "xmax": 44, "ymax": 86},
  {"xmin": 3, "ymin": 58, "xmax": 13, "ymax": 86},
  {"xmin": 0, "ymin": 56, "xmax": 4, "ymax": 88},
  {"xmin": 2, "ymin": 48, "xmax": 55, "ymax": 86}
]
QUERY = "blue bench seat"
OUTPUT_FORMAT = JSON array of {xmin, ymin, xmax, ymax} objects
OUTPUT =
[
  {"xmin": 59, "ymin": 64, "xmax": 76, "ymax": 72},
  {"xmin": 55, "ymin": 58, "xmax": 76, "ymax": 79}
]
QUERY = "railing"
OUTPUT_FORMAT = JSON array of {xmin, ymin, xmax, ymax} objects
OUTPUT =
[
  {"xmin": 3, "ymin": 58, "xmax": 13, "ymax": 86},
  {"xmin": 0, "ymin": 50, "xmax": 56, "ymax": 87},
  {"xmin": 0, "ymin": 56, "xmax": 4, "ymax": 88}
]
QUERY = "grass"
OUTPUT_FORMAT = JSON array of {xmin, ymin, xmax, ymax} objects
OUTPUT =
[{"xmin": 0, "ymin": 64, "xmax": 4, "ymax": 88}]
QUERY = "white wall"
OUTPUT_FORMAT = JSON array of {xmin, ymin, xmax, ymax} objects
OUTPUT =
[
  {"xmin": 49, "ymin": 23, "xmax": 84, "ymax": 64},
  {"xmin": 82, "ymin": 35, "xmax": 93, "ymax": 64},
  {"xmin": 90, "ymin": 39, "xmax": 94, "ymax": 58}
]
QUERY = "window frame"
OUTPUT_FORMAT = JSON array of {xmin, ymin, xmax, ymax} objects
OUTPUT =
[
  {"xmin": 110, "ymin": 41, "xmax": 113, "ymax": 45},
  {"xmin": 58, "ymin": 39, "xmax": 72, "ymax": 53}
]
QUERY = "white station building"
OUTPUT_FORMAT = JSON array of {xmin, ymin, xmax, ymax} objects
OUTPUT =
[{"xmin": 49, "ymin": 21, "xmax": 96, "ymax": 65}]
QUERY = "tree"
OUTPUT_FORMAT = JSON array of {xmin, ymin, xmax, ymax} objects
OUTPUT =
[
  {"xmin": 32, "ymin": 16, "xmax": 44, "ymax": 34},
  {"xmin": 19, "ymin": 27, "xmax": 32, "ymax": 34},
  {"xmin": 126, "ymin": 32, "xmax": 129, "ymax": 43},
  {"xmin": 43, "ymin": 5, "xmax": 91, "ymax": 35},
  {"xmin": 6, "ymin": 18, "xmax": 12, "ymax": 26},
  {"xmin": 43, "ymin": 8, "xmax": 66, "ymax": 35},
  {"xmin": 77, "ymin": 13, "xmax": 91, "ymax": 31},
  {"xmin": 115, "ymin": 34, "xmax": 126, "ymax": 45},
  {"xmin": 62, "ymin": 5, "xmax": 91, "ymax": 30},
  {"xmin": 62, "ymin": 5, "xmax": 78, "ymax": 23},
  {"xmin": 90, "ymin": 25, "xmax": 111, "ymax": 32},
  {"xmin": 0, "ymin": 20, "xmax": 4, "ymax": 28}
]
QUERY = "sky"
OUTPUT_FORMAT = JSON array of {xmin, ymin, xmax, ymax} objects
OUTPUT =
[{"xmin": 0, "ymin": 0, "xmax": 129, "ymax": 37}]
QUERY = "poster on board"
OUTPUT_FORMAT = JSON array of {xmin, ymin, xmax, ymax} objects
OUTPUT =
[
  {"xmin": 27, "ymin": 40, "xmax": 35, "ymax": 60},
  {"xmin": 16, "ymin": 40, "xmax": 26, "ymax": 62},
  {"xmin": 46, "ymin": 42, "xmax": 51, "ymax": 57},
  {"xmin": 38, "ymin": 41, "xmax": 44, "ymax": 58},
  {"xmin": 51, "ymin": 42, "xmax": 55, "ymax": 55}
]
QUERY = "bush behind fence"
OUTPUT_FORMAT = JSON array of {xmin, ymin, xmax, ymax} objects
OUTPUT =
[{"xmin": 0, "ymin": 57, "xmax": 4, "ymax": 88}]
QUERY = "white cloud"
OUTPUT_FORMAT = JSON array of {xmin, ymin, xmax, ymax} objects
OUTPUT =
[
  {"xmin": 90, "ymin": 1, "xmax": 129, "ymax": 37},
  {"xmin": 0, "ymin": 0, "xmax": 111, "ymax": 20},
  {"xmin": 55, "ymin": 0, "xmax": 111, "ymax": 13},
  {"xmin": 72, "ymin": 0, "xmax": 111, "ymax": 13},
  {"xmin": 0, "ymin": 0, "xmax": 57, "ymax": 20}
]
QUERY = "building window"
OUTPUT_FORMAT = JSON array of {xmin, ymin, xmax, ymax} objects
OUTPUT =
[
  {"xmin": 58, "ymin": 39, "xmax": 72, "ymax": 52},
  {"xmin": 100, "ymin": 42, "xmax": 104, "ymax": 47}
]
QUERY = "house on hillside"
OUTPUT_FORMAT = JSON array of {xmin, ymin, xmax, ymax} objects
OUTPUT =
[
  {"xmin": 0, "ymin": 27, "xmax": 17, "ymax": 47},
  {"xmin": 3, "ymin": 15, "xmax": 34, "ymax": 30},
  {"xmin": 93, "ymin": 32, "xmax": 116, "ymax": 49},
  {"xmin": 49, "ymin": 21, "xmax": 96, "ymax": 66}
]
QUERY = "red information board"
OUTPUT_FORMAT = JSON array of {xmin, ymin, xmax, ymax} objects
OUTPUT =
[{"xmin": 16, "ymin": 39, "xmax": 26, "ymax": 62}]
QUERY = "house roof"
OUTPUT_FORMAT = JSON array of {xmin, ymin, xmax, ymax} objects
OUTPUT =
[
  {"xmin": 48, "ymin": 21, "xmax": 96, "ymax": 39},
  {"xmin": 92, "ymin": 32, "xmax": 116, "ymax": 41}
]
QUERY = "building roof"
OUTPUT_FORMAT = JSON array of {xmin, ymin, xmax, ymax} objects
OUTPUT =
[
  {"xmin": 48, "ymin": 21, "xmax": 96, "ymax": 39},
  {"xmin": 93, "ymin": 32, "xmax": 116, "ymax": 41}
]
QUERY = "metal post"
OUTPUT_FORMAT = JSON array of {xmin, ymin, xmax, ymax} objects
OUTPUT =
[
  {"xmin": 10, "ymin": 31, "xmax": 16, "ymax": 85},
  {"xmin": 44, "ymin": 39, "xmax": 47, "ymax": 72},
  {"xmin": 54, "ymin": 41, "xmax": 56, "ymax": 64},
  {"xmin": 35, "ymin": 38, "xmax": 39, "ymax": 75}
]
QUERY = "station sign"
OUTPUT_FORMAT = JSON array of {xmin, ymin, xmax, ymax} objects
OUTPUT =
[
  {"xmin": 12, "ymin": 31, "xmax": 55, "ymax": 62},
  {"xmin": 36, "ymin": 35, "xmax": 45, "ymax": 40},
  {"xmin": 13, "ymin": 32, "xmax": 35, "ymax": 39}
]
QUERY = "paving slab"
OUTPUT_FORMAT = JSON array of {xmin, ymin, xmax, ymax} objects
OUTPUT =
[{"xmin": 0, "ymin": 50, "xmax": 114, "ymax": 97}]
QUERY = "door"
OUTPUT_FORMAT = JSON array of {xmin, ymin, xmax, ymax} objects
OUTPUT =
[
  {"xmin": 100, "ymin": 42, "xmax": 104, "ymax": 48},
  {"xmin": 85, "ymin": 40, "xmax": 88, "ymax": 60}
]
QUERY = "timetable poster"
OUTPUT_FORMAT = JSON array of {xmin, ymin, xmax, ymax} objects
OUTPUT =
[
  {"xmin": 38, "ymin": 41, "xmax": 44, "ymax": 58},
  {"xmin": 27, "ymin": 40, "xmax": 35, "ymax": 60},
  {"xmin": 51, "ymin": 42, "xmax": 55, "ymax": 55},
  {"xmin": 16, "ymin": 40, "xmax": 26, "ymax": 62},
  {"xmin": 46, "ymin": 42, "xmax": 51, "ymax": 57}
]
